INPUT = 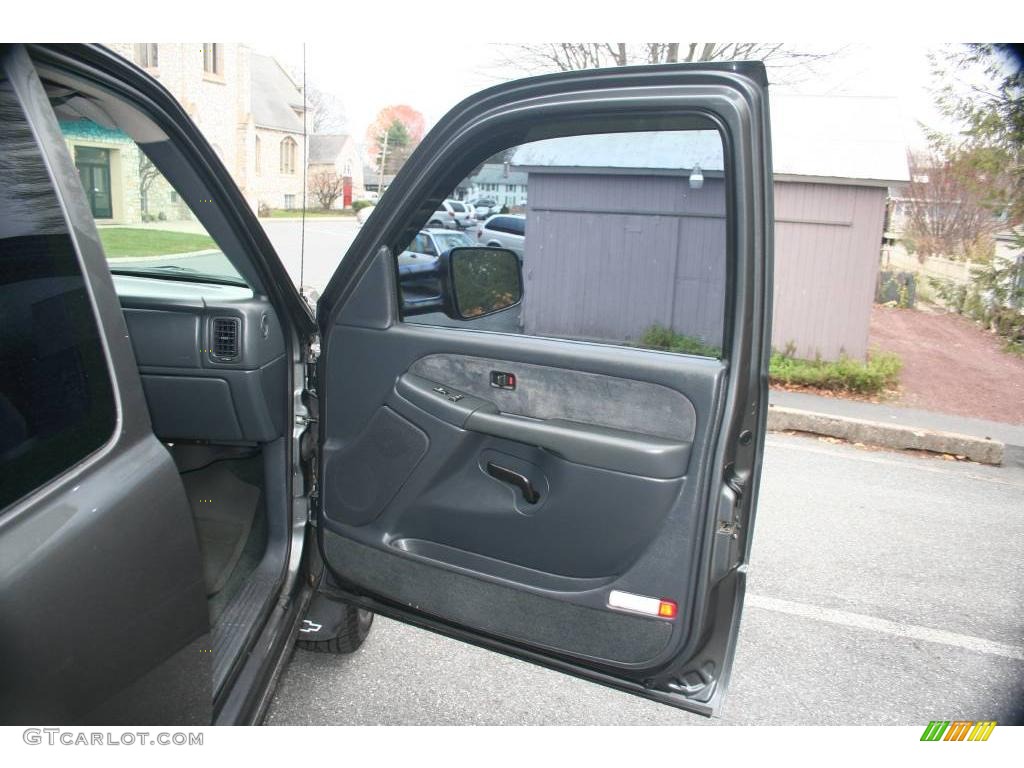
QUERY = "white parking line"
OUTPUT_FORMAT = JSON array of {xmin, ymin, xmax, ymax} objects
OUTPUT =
[{"xmin": 746, "ymin": 593, "xmax": 1024, "ymax": 661}]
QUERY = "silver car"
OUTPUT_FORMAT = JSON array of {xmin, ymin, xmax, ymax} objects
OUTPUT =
[
  {"xmin": 398, "ymin": 228, "xmax": 476, "ymax": 266},
  {"xmin": 477, "ymin": 214, "xmax": 525, "ymax": 258},
  {"xmin": 427, "ymin": 199, "xmax": 474, "ymax": 230}
]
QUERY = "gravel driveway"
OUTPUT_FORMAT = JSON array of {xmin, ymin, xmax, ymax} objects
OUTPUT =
[{"xmin": 870, "ymin": 305, "xmax": 1024, "ymax": 424}]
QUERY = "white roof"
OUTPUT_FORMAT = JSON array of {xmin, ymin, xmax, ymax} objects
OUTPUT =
[
  {"xmin": 511, "ymin": 130, "xmax": 724, "ymax": 173},
  {"xmin": 770, "ymin": 94, "xmax": 909, "ymax": 185},
  {"xmin": 509, "ymin": 94, "xmax": 909, "ymax": 187}
]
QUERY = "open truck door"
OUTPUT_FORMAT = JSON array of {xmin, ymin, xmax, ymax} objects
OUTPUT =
[{"xmin": 314, "ymin": 62, "xmax": 773, "ymax": 716}]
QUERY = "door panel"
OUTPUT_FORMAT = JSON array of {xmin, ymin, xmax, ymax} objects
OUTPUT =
[
  {"xmin": 318, "ymin": 63, "xmax": 772, "ymax": 715},
  {"xmin": 0, "ymin": 45, "xmax": 211, "ymax": 724},
  {"xmin": 320, "ymin": 318, "xmax": 724, "ymax": 667}
]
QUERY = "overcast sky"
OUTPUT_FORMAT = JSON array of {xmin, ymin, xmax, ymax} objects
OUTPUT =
[{"xmin": 256, "ymin": 42, "xmax": 964, "ymax": 160}]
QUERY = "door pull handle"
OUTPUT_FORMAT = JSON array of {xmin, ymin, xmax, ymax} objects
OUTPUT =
[{"xmin": 486, "ymin": 462, "xmax": 540, "ymax": 504}]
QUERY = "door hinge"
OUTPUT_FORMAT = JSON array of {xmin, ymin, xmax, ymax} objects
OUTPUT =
[{"xmin": 660, "ymin": 661, "xmax": 718, "ymax": 703}]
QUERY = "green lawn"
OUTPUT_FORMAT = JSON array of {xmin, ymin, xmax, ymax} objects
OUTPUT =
[{"xmin": 98, "ymin": 228, "xmax": 217, "ymax": 258}]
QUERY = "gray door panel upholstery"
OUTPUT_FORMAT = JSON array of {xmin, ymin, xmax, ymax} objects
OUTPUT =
[{"xmin": 319, "ymin": 319, "xmax": 724, "ymax": 668}]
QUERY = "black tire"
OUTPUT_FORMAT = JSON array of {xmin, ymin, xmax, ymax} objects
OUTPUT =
[
  {"xmin": 297, "ymin": 605, "xmax": 374, "ymax": 654},
  {"xmin": 427, "ymin": 219, "xmax": 443, "ymax": 229}
]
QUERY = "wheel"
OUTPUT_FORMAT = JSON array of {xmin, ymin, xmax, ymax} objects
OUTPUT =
[
  {"xmin": 297, "ymin": 604, "xmax": 374, "ymax": 654},
  {"xmin": 487, "ymin": 240, "xmax": 503, "ymax": 248},
  {"xmin": 427, "ymin": 219, "xmax": 443, "ymax": 229}
]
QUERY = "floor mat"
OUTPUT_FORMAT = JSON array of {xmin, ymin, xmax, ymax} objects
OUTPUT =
[{"xmin": 183, "ymin": 461, "xmax": 261, "ymax": 596}]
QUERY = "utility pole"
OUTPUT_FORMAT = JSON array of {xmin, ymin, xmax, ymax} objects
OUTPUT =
[{"xmin": 377, "ymin": 128, "xmax": 389, "ymax": 199}]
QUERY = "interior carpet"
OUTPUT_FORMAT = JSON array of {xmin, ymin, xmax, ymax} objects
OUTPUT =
[{"xmin": 182, "ymin": 462, "xmax": 261, "ymax": 596}]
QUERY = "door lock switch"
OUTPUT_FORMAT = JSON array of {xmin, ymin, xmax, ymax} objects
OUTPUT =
[{"xmin": 490, "ymin": 371, "xmax": 517, "ymax": 390}]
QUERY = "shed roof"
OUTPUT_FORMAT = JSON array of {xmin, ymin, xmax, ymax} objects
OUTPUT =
[
  {"xmin": 511, "ymin": 131, "xmax": 723, "ymax": 174},
  {"xmin": 251, "ymin": 54, "xmax": 304, "ymax": 132},
  {"xmin": 770, "ymin": 94, "xmax": 909, "ymax": 185},
  {"xmin": 509, "ymin": 94, "xmax": 909, "ymax": 187}
]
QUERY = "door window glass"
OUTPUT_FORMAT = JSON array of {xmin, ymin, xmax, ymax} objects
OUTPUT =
[
  {"xmin": 398, "ymin": 126, "xmax": 727, "ymax": 358},
  {"xmin": 0, "ymin": 78, "xmax": 117, "ymax": 511}
]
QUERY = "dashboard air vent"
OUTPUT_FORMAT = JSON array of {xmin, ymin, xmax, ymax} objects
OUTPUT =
[{"xmin": 212, "ymin": 317, "xmax": 240, "ymax": 361}]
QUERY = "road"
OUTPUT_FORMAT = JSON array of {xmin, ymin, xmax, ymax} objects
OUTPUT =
[
  {"xmin": 266, "ymin": 432, "xmax": 1024, "ymax": 725},
  {"xmin": 259, "ymin": 217, "xmax": 360, "ymax": 294}
]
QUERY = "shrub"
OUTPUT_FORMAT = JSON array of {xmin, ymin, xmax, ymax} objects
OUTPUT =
[
  {"xmin": 637, "ymin": 325, "xmax": 901, "ymax": 395},
  {"xmin": 769, "ymin": 348, "xmax": 902, "ymax": 395},
  {"xmin": 352, "ymin": 199, "xmax": 374, "ymax": 213},
  {"xmin": 638, "ymin": 325, "xmax": 722, "ymax": 358},
  {"xmin": 929, "ymin": 232, "xmax": 1024, "ymax": 352}
]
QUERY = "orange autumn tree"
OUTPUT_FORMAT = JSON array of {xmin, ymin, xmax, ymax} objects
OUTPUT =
[{"xmin": 366, "ymin": 105, "xmax": 426, "ymax": 176}]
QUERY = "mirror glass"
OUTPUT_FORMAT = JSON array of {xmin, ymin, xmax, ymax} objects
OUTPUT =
[{"xmin": 449, "ymin": 247, "xmax": 522, "ymax": 318}]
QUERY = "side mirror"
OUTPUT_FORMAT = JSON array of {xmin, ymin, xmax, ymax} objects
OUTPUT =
[{"xmin": 441, "ymin": 246, "xmax": 523, "ymax": 320}]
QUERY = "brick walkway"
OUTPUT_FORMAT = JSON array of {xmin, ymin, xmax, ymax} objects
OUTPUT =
[{"xmin": 869, "ymin": 305, "xmax": 1024, "ymax": 425}]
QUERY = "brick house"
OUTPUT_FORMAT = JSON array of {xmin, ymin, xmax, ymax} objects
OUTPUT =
[
  {"xmin": 308, "ymin": 134, "xmax": 365, "ymax": 208},
  {"xmin": 250, "ymin": 53, "xmax": 307, "ymax": 211},
  {"xmin": 64, "ymin": 43, "xmax": 307, "ymax": 221}
]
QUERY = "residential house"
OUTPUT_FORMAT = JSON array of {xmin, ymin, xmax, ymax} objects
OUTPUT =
[
  {"xmin": 308, "ymin": 134, "xmax": 365, "ymax": 208},
  {"xmin": 363, "ymin": 165, "xmax": 395, "ymax": 197},
  {"xmin": 462, "ymin": 163, "xmax": 529, "ymax": 208}
]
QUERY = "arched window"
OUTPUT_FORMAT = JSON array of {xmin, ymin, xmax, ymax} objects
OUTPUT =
[
  {"xmin": 280, "ymin": 137, "xmax": 297, "ymax": 174},
  {"xmin": 255, "ymin": 135, "xmax": 261, "ymax": 174}
]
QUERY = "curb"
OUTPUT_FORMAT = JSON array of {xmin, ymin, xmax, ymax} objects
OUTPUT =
[{"xmin": 767, "ymin": 406, "xmax": 1005, "ymax": 465}]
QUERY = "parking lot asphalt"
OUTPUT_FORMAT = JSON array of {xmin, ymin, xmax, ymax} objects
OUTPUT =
[
  {"xmin": 266, "ymin": 433, "xmax": 1024, "ymax": 725},
  {"xmin": 259, "ymin": 217, "xmax": 360, "ymax": 294}
]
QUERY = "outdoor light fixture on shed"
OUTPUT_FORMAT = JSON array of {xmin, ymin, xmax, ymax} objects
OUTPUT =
[{"xmin": 689, "ymin": 163, "xmax": 704, "ymax": 189}]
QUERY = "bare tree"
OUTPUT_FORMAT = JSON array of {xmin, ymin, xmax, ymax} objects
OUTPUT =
[
  {"xmin": 901, "ymin": 149, "xmax": 1001, "ymax": 261},
  {"xmin": 305, "ymin": 84, "xmax": 347, "ymax": 134},
  {"xmin": 491, "ymin": 42, "xmax": 837, "ymax": 84},
  {"xmin": 138, "ymin": 153, "xmax": 160, "ymax": 216},
  {"xmin": 309, "ymin": 169, "xmax": 345, "ymax": 210}
]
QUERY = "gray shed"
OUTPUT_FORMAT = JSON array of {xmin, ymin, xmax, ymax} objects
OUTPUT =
[{"xmin": 511, "ymin": 95, "xmax": 909, "ymax": 360}]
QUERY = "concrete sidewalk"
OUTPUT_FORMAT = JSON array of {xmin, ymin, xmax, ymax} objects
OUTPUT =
[
  {"xmin": 769, "ymin": 390, "xmax": 1024, "ymax": 447},
  {"xmin": 769, "ymin": 389, "xmax": 1024, "ymax": 466}
]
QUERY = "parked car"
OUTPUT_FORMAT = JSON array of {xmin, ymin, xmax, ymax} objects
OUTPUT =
[
  {"xmin": 469, "ymin": 198, "xmax": 500, "ymax": 219},
  {"xmin": 397, "ymin": 228, "xmax": 477, "ymax": 306},
  {"xmin": 0, "ymin": 43, "xmax": 772, "ymax": 725},
  {"xmin": 478, "ymin": 214, "xmax": 526, "ymax": 258},
  {"xmin": 427, "ymin": 199, "xmax": 474, "ymax": 230}
]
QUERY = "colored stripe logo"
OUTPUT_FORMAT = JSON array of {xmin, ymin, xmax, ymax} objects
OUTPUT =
[{"xmin": 920, "ymin": 720, "xmax": 997, "ymax": 741}]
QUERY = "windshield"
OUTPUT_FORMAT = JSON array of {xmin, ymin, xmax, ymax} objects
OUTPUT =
[
  {"xmin": 433, "ymin": 231, "xmax": 475, "ymax": 251},
  {"xmin": 97, "ymin": 222, "xmax": 245, "ymax": 285}
]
